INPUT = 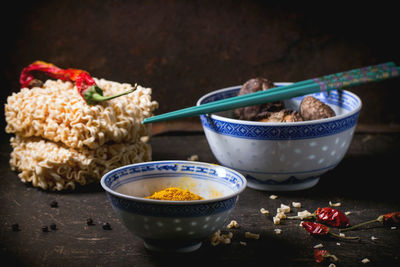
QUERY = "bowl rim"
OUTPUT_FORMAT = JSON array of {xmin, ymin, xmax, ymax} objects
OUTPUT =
[
  {"xmin": 100, "ymin": 160, "xmax": 247, "ymax": 205},
  {"xmin": 196, "ymin": 83, "xmax": 362, "ymax": 126}
]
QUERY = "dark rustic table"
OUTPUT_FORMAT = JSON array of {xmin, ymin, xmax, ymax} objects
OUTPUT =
[{"xmin": 1, "ymin": 132, "xmax": 399, "ymax": 267}]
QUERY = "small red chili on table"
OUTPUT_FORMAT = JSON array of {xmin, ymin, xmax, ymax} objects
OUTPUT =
[
  {"xmin": 301, "ymin": 221, "xmax": 359, "ymax": 240},
  {"xmin": 288, "ymin": 207, "xmax": 350, "ymax": 228},
  {"xmin": 340, "ymin": 211, "xmax": 400, "ymax": 232},
  {"xmin": 314, "ymin": 248, "xmax": 338, "ymax": 263},
  {"xmin": 20, "ymin": 61, "xmax": 137, "ymax": 105}
]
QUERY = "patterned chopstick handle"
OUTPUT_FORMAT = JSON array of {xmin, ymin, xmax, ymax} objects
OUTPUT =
[{"xmin": 313, "ymin": 62, "xmax": 399, "ymax": 92}]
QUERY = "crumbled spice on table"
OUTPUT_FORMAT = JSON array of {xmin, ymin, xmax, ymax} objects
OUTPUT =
[{"xmin": 227, "ymin": 220, "xmax": 239, "ymax": 229}]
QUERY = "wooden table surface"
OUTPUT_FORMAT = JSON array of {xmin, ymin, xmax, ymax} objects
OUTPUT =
[{"xmin": 1, "ymin": 132, "xmax": 399, "ymax": 267}]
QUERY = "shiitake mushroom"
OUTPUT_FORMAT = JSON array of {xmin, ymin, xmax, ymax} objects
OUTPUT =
[
  {"xmin": 300, "ymin": 96, "xmax": 335, "ymax": 121},
  {"xmin": 233, "ymin": 77, "xmax": 284, "ymax": 121},
  {"xmin": 234, "ymin": 78, "xmax": 335, "ymax": 122}
]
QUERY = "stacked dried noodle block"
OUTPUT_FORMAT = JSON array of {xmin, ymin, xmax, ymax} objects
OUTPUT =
[{"xmin": 5, "ymin": 78, "xmax": 158, "ymax": 190}]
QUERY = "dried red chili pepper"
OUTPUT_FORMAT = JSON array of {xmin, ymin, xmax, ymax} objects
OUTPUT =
[
  {"xmin": 20, "ymin": 61, "xmax": 136, "ymax": 105},
  {"xmin": 340, "ymin": 211, "xmax": 400, "ymax": 232},
  {"xmin": 315, "ymin": 207, "xmax": 350, "ymax": 228},
  {"xmin": 288, "ymin": 207, "xmax": 350, "ymax": 228},
  {"xmin": 301, "ymin": 221, "xmax": 359, "ymax": 240},
  {"xmin": 314, "ymin": 248, "xmax": 338, "ymax": 263}
]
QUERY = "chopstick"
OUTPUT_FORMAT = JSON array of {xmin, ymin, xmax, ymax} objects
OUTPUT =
[{"xmin": 142, "ymin": 62, "xmax": 399, "ymax": 124}]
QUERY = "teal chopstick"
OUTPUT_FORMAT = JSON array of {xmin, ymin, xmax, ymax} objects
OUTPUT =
[
  {"xmin": 142, "ymin": 63, "xmax": 398, "ymax": 124},
  {"xmin": 194, "ymin": 61, "xmax": 396, "ymax": 109},
  {"xmin": 143, "ymin": 62, "xmax": 395, "ymax": 123}
]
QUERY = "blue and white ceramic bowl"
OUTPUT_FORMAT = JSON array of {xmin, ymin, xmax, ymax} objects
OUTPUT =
[
  {"xmin": 197, "ymin": 83, "xmax": 362, "ymax": 191},
  {"xmin": 101, "ymin": 160, "xmax": 246, "ymax": 252}
]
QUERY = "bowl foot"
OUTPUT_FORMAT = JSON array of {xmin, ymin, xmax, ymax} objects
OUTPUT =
[
  {"xmin": 246, "ymin": 177, "xmax": 320, "ymax": 191},
  {"xmin": 144, "ymin": 240, "xmax": 202, "ymax": 253}
]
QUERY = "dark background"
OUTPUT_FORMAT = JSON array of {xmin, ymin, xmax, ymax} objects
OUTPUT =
[{"xmin": 2, "ymin": 0, "xmax": 400, "ymax": 136}]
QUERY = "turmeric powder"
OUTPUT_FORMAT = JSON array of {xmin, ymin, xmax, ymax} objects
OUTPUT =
[{"xmin": 145, "ymin": 187, "xmax": 204, "ymax": 201}]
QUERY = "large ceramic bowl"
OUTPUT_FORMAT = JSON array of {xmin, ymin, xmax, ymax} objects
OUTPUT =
[
  {"xmin": 100, "ymin": 160, "xmax": 246, "ymax": 252},
  {"xmin": 197, "ymin": 83, "xmax": 362, "ymax": 191}
]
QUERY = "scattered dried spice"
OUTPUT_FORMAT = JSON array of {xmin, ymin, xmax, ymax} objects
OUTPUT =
[
  {"xmin": 314, "ymin": 248, "xmax": 338, "ymax": 263},
  {"xmin": 292, "ymin": 202, "xmax": 302, "ymax": 208},
  {"xmin": 329, "ymin": 201, "xmax": 341, "ymax": 207},
  {"xmin": 244, "ymin": 231, "xmax": 260, "ymax": 240},
  {"xmin": 313, "ymin": 243, "xmax": 324, "ymax": 249},
  {"xmin": 274, "ymin": 229, "xmax": 282, "ymax": 235},
  {"xmin": 288, "ymin": 207, "xmax": 350, "ymax": 228},
  {"xmin": 227, "ymin": 220, "xmax": 239, "ymax": 229},
  {"xmin": 260, "ymin": 208, "xmax": 269, "ymax": 214},
  {"xmin": 340, "ymin": 211, "xmax": 400, "ymax": 232},
  {"xmin": 277, "ymin": 203, "xmax": 291, "ymax": 214},
  {"xmin": 273, "ymin": 216, "xmax": 281, "ymax": 225},
  {"xmin": 187, "ymin": 154, "xmax": 199, "ymax": 161},
  {"xmin": 210, "ymin": 230, "xmax": 233, "ymax": 246},
  {"xmin": 301, "ymin": 222, "xmax": 359, "ymax": 240},
  {"xmin": 361, "ymin": 258, "xmax": 371, "ymax": 264}
]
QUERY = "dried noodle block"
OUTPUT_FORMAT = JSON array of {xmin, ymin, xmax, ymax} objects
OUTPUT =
[
  {"xmin": 5, "ymin": 78, "xmax": 158, "ymax": 149},
  {"xmin": 9, "ymin": 136, "xmax": 151, "ymax": 191}
]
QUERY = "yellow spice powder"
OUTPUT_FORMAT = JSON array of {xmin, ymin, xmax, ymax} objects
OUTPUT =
[{"xmin": 145, "ymin": 187, "xmax": 204, "ymax": 201}]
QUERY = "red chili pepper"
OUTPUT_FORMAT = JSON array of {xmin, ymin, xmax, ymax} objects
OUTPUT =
[
  {"xmin": 302, "ymin": 221, "xmax": 330, "ymax": 235},
  {"xmin": 302, "ymin": 221, "xmax": 359, "ymax": 240},
  {"xmin": 340, "ymin": 211, "xmax": 400, "ymax": 232},
  {"xmin": 288, "ymin": 207, "xmax": 350, "ymax": 228},
  {"xmin": 314, "ymin": 248, "xmax": 338, "ymax": 263},
  {"xmin": 315, "ymin": 207, "xmax": 350, "ymax": 228},
  {"xmin": 382, "ymin": 212, "xmax": 400, "ymax": 225},
  {"xmin": 20, "ymin": 61, "xmax": 136, "ymax": 105}
]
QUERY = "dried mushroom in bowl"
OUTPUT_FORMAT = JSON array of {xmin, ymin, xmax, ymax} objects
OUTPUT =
[{"xmin": 233, "ymin": 77, "xmax": 336, "ymax": 122}]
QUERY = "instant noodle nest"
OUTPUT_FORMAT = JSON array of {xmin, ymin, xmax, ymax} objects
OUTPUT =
[{"xmin": 5, "ymin": 78, "xmax": 158, "ymax": 190}]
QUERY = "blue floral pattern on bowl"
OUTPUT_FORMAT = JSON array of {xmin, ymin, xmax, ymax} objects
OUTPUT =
[
  {"xmin": 108, "ymin": 194, "xmax": 237, "ymax": 217},
  {"xmin": 200, "ymin": 112, "xmax": 359, "ymax": 140},
  {"xmin": 100, "ymin": 161, "xmax": 247, "ymax": 252},
  {"xmin": 197, "ymin": 85, "xmax": 362, "ymax": 191}
]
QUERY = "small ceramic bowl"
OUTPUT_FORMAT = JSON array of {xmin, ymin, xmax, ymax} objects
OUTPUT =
[
  {"xmin": 100, "ymin": 160, "xmax": 246, "ymax": 252},
  {"xmin": 197, "ymin": 83, "xmax": 362, "ymax": 191}
]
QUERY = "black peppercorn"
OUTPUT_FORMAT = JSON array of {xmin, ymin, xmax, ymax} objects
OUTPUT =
[
  {"xmin": 102, "ymin": 222, "xmax": 112, "ymax": 230},
  {"xmin": 12, "ymin": 223, "xmax": 20, "ymax": 232},
  {"xmin": 42, "ymin": 226, "xmax": 49, "ymax": 232},
  {"xmin": 50, "ymin": 200, "xmax": 58, "ymax": 208},
  {"xmin": 50, "ymin": 223, "xmax": 57, "ymax": 230},
  {"xmin": 86, "ymin": 218, "xmax": 94, "ymax": 226}
]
